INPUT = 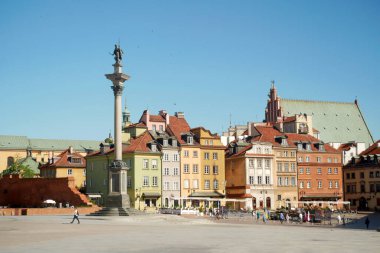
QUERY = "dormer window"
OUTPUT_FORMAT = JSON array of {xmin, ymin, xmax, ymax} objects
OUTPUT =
[
  {"xmin": 152, "ymin": 125, "xmax": 157, "ymax": 131},
  {"xmin": 281, "ymin": 138, "xmax": 288, "ymax": 146},
  {"xmin": 172, "ymin": 140, "xmax": 177, "ymax": 147},
  {"xmin": 151, "ymin": 144, "xmax": 157, "ymax": 152},
  {"xmin": 163, "ymin": 139, "xmax": 168, "ymax": 147},
  {"xmin": 297, "ymin": 143, "xmax": 303, "ymax": 151},
  {"xmin": 306, "ymin": 143, "xmax": 311, "ymax": 151},
  {"xmin": 70, "ymin": 157, "xmax": 81, "ymax": 164},
  {"xmin": 187, "ymin": 136, "xmax": 193, "ymax": 144},
  {"xmin": 318, "ymin": 143, "xmax": 325, "ymax": 152}
]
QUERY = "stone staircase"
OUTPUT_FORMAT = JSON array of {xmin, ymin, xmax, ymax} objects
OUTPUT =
[{"xmin": 87, "ymin": 207, "xmax": 147, "ymax": 216}]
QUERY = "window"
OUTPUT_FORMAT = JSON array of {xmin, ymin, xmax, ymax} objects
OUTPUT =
[
  {"xmin": 327, "ymin": 157, "xmax": 332, "ymax": 163},
  {"xmin": 205, "ymin": 140, "xmax": 209, "ymax": 145},
  {"xmin": 277, "ymin": 163, "xmax": 282, "ymax": 172},
  {"xmin": 334, "ymin": 168, "xmax": 338, "ymax": 174},
  {"xmin": 204, "ymin": 180, "xmax": 210, "ymax": 189},
  {"xmin": 265, "ymin": 148, "xmax": 270, "ymax": 154},
  {"xmin": 152, "ymin": 176, "xmax": 158, "ymax": 186},
  {"xmin": 305, "ymin": 156, "xmax": 310, "ymax": 162},
  {"xmin": 164, "ymin": 154, "xmax": 169, "ymax": 161},
  {"xmin": 7, "ymin": 156, "xmax": 14, "ymax": 167},
  {"xmin": 152, "ymin": 125, "xmax": 156, "ymax": 131},
  {"xmin": 299, "ymin": 168, "xmax": 304, "ymax": 174},
  {"xmin": 278, "ymin": 177, "xmax": 282, "ymax": 186},
  {"xmin": 369, "ymin": 172, "xmax": 374, "ymax": 178},
  {"xmin": 291, "ymin": 177, "xmax": 296, "ymax": 186},
  {"xmin": 249, "ymin": 159, "xmax": 254, "ymax": 167},
  {"xmin": 257, "ymin": 147, "xmax": 262, "ymax": 154},
  {"xmin": 210, "ymin": 140, "xmax": 213, "ymax": 145},
  {"xmin": 266, "ymin": 176, "xmax": 270, "ymax": 185},
  {"xmin": 173, "ymin": 182, "xmax": 179, "ymax": 190},
  {"xmin": 297, "ymin": 143, "xmax": 303, "ymax": 150},
  {"xmin": 67, "ymin": 169, "xmax": 73, "ymax": 175},
  {"xmin": 329, "ymin": 181, "xmax": 333, "ymax": 189},
  {"xmin": 159, "ymin": 125, "xmax": 163, "ymax": 131},
  {"xmin": 300, "ymin": 182, "xmax": 304, "ymax": 188},
  {"xmin": 204, "ymin": 165, "xmax": 210, "ymax": 174},
  {"xmin": 213, "ymin": 179, "xmax": 219, "ymax": 189},
  {"xmin": 143, "ymin": 176, "xmax": 149, "ymax": 186},
  {"xmin": 204, "ymin": 152, "xmax": 209, "ymax": 160},
  {"xmin": 284, "ymin": 177, "xmax": 288, "ymax": 186},
  {"xmin": 143, "ymin": 159, "xmax": 149, "ymax": 169},
  {"xmin": 284, "ymin": 151, "xmax": 288, "ymax": 157},
  {"xmin": 360, "ymin": 172, "xmax": 365, "ymax": 179},
  {"xmin": 306, "ymin": 168, "xmax": 310, "ymax": 174},
  {"xmin": 376, "ymin": 171, "xmax": 380, "ymax": 177},
  {"xmin": 192, "ymin": 164, "xmax": 198, "ymax": 173},
  {"xmin": 291, "ymin": 151, "xmax": 296, "ymax": 157},
  {"xmin": 306, "ymin": 144, "xmax": 311, "ymax": 151},
  {"xmin": 173, "ymin": 154, "xmax": 179, "ymax": 162},
  {"xmin": 317, "ymin": 157, "xmax": 321, "ymax": 163},
  {"xmin": 213, "ymin": 165, "xmax": 219, "ymax": 175},
  {"xmin": 127, "ymin": 176, "xmax": 131, "ymax": 188},
  {"xmin": 370, "ymin": 184, "xmax": 375, "ymax": 192},
  {"xmin": 298, "ymin": 156, "xmax": 303, "ymax": 162},
  {"xmin": 328, "ymin": 168, "xmax": 332, "ymax": 174},
  {"xmin": 173, "ymin": 168, "xmax": 179, "ymax": 175},
  {"xmin": 318, "ymin": 181, "xmax": 322, "ymax": 188},
  {"xmin": 152, "ymin": 159, "xmax": 157, "ymax": 169},
  {"xmin": 346, "ymin": 173, "xmax": 351, "ymax": 179},
  {"xmin": 249, "ymin": 176, "xmax": 254, "ymax": 185},
  {"xmin": 184, "ymin": 179, "xmax": 189, "ymax": 189},
  {"xmin": 257, "ymin": 159, "xmax": 262, "ymax": 168},
  {"xmin": 193, "ymin": 151, "xmax": 198, "ymax": 158},
  {"xmin": 163, "ymin": 139, "xmax": 168, "ymax": 147},
  {"xmin": 258, "ymin": 176, "xmax": 262, "ymax": 184},
  {"xmin": 71, "ymin": 157, "xmax": 81, "ymax": 163},
  {"xmin": 317, "ymin": 168, "xmax": 322, "ymax": 174},
  {"xmin": 213, "ymin": 152, "xmax": 218, "ymax": 160},
  {"xmin": 151, "ymin": 144, "xmax": 157, "ymax": 152},
  {"xmin": 346, "ymin": 185, "xmax": 351, "ymax": 193},
  {"xmin": 83, "ymin": 169, "xmax": 86, "ymax": 176},
  {"xmin": 184, "ymin": 164, "xmax": 189, "ymax": 173},
  {"xmin": 184, "ymin": 150, "xmax": 189, "ymax": 157},
  {"xmin": 284, "ymin": 163, "xmax": 289, "ymax": 172},
  {"xmin": 172, "ymin": 140, "xmax": 177, "ymax": 147},
  {"xmin": 334, "ymin": 158, "xmax": 338, "ymax": 163},
  {"xmin": 187, "ymin": 136, "xmax": 193, "ymax": 144},
  {"xmin": 335, "ymin": 181, "xmax": 339, "ymax": 189},
  {"xmin": 193, "ymin": 179, "xmax": 199, "ymax": 189},
  {"xmin": 265, "ymin": 159, "xmax": 270, "ymax": 168},
  {"xmin": 291, "ymin": 163, "xmax": 296, "ymax": 172},
  {"xmin": 164, "ymin": 182, "xmax": 170, "ymax": 190},
  {"xmin": 307, "ymin": 181, "xmax": 311, "ymax": 188},
  {"xmin": 164, "ymin": 168, "xmax": 169, "ymax": 175}
]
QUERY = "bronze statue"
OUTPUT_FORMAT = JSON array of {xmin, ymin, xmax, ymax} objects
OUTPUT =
[{"xmin": 113, "ymin": 44, "xmax": 123, "ymax": 63}]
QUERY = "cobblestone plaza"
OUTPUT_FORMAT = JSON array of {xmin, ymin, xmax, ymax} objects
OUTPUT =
[{"xmin": 0, "ymin": 214, "xmax": 379, "ymax": 253}]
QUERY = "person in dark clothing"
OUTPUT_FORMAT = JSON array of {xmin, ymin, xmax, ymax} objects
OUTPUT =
[
  {"xmin": 365, "ymin": 217, "xmax": 370, "ymax": 229},
  {"xmin": 70, "ymin": 207, "xmax": 80, "ymax": 224}
]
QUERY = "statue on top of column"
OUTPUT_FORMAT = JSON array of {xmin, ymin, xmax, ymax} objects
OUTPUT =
[{"xmin": 113, "ymin": 44, "xmax": 123, "ymax": 63}]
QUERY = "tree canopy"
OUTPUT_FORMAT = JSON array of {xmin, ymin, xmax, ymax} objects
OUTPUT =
[{"xmin": 1, "ymin": 159, "xmax": 35, "ymax": 178}]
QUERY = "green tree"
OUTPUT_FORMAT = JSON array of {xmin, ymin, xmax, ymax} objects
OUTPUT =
[{"xmin": 1, "ymin": 159, "xmax": 35, "ymax": 178}]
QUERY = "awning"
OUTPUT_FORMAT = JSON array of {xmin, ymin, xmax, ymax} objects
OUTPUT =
[
  {"xmin": 142, "ymin": 192, "xmax": 161, "ymax": 198},
  {"xmin": 189, "ymin": 191, "xmax": 225, "ymax": 198},
  {"xmin": 88, "ymin": 194, "xmax": 102, "ymax": 198}
]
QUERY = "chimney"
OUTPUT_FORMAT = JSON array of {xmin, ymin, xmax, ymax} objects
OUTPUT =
[
  {"xmin": 175, "ymin": 112, "xmax": 185, "ymax": 119},
  {"xmin": 69, "ymin": 146, "xmax": 74, "ymax": 154},
  {"xmin": 159, "ymin": 110, "xmax": 170, "ymax": 125}
]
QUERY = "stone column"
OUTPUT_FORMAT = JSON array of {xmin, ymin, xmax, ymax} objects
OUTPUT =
[{"xmin": 105, "ymin": 61, "xmax": 131, "ymax": 208}]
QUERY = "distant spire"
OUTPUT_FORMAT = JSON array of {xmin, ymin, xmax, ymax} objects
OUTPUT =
[{"xmin": 271, "ymin": 80, "xmax": 275, "ymax": 89}]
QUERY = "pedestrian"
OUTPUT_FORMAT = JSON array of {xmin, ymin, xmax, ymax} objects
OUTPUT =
[
  {"xmin": 70, "ymin": 207, "xmax": 80, "ymax": 224},
  {"xmin": 280, "ymin": 212, "xmax": 284, "ymax": 224},
  {"xmin": 286, "ymin": 213, "xmax": 290, "ymax": 224},
  {"xmin": 256, "ymin": 211, "xmax": 260, "ymax": 222},
  {"xmin": 252, "ymin": 210, "xmax": 256, "ymax": 221},
  {"xmin": 263, "ymin": 212, "xmax": 267, "ymax": 223},
  {"xmin": 365, "ymin": 217, "xmax": 370, "ymax": 229},
  {"xmin": 299, "ymin": 212, "xmax": 303, "ymax": 223},
  {"xmin": 342, "ymin": 215, "xmax": 346, "ymax": 226},
  {"xmin": 337, "ymin": 214, "xmax": 342, "ymax": 224}
]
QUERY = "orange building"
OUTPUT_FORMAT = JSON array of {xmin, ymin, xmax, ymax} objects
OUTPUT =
[{"xmin": 39, "ymin": 147, "xmax": 86, "ymax": 189}]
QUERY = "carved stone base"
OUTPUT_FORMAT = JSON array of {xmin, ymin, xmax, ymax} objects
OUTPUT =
[{"xmin": 106, "ymin": 193, "xmax": 131, "ymax": 208}]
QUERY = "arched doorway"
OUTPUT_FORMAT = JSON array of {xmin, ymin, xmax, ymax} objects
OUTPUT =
[
  {"xmin": 7, "ymin": 156, "xmax": 14, "ymax": 167},
  {"xmin": 286, "ymin": 198, "xmax": 291, "ymax": 210},
  {"xmin": 266, "ymin": 197, "xmax": 271, "ymax": 209},
  {"xmin": 359, "ymin": 197, "xmax": 367, "ymax": 210},
  {"xmin": 252, "ymin": 197, "xmax": 256, "ymax": 209},
  {"xmin": 165, "ymin": 198, "xmax": 169, "ymax": 207},
  {"xmin": 259, "ymin": 200, "xmax": 264, "ymax": 209}
]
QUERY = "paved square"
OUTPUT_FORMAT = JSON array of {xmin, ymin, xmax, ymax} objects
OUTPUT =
[{"xmin": 0, "ymin": 215, "xmax": 379, "ymax": 253}]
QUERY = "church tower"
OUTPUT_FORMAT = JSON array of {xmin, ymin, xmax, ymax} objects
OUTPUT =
[{"xmin": 265, "ymin": 81, "xmax": 283, "ymax": 123}]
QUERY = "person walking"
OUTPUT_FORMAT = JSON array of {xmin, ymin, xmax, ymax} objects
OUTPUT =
[
  {"xmin": 286, "ymin": 213, "xmax": 290, "ymax": 224},
  {"xmin": 337, "ymin": 214, "xmax": 342, "ymax": 224},
  {"xmin": 256, "ymin": 211, "xmax": 260, "ymax": 223},
  {"xmin": 70, "ymin": 207, "xmax": 80, "ymax": 224},
  {"xmin": 299, "ymin": 212, "xmax": 303, "ymax": 224},
  {"xmin": 365, "ymin": 217, "xmax": 370, "ymax": 229},
  {"xmin": 279, "ymin": 212, "xmax": 285, "ymax": 224}
]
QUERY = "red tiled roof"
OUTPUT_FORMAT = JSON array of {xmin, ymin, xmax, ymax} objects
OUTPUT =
[
  {"xmin": 167, "ymin": 116, "xmax": 191, "ymax": 144},
  {"xmin": 283, "ymin": 116, "xmax": 296, "ymax": 123},
  {"xmin": 254, "ymin": 125, "xmax": 339, "ymax": 153},
  {"xmin": 125, "ymin": 122, "xmax": 147, "ymax": 129},
  {"xmin": 123, "ymin": 131, "xmax": 154, "ymax": 153},
  {"xmin": 40, "ymin": 148, "xmax": 86, "ymax": 169},
  {"xmin": 242, "ymin": 129, "xmax": 248, "ymax": 135},
  {"xmin": 360, "ymin": 140, "xmax": 380, "ymax": 155},
  {"xmin": 337, "ymin": 143, "xmax": 355, "ymax": 152},
  {"xmin": 149, "ymin": 115, "xmax": 166, "ymax": 122}
]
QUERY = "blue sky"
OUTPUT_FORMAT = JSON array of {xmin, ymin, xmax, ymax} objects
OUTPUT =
[{"xmin": 0, "ymin": 0, "xmax": 379, "ymax": 141}]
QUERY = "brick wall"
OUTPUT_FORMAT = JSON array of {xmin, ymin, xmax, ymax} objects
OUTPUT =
[
  {"xmin": 0, "ymin": 206, "xmax": 101, "ymax": 216},
  {"xmin": 0, "ymin": 174, "xmax": 91, "ymax": 207}
]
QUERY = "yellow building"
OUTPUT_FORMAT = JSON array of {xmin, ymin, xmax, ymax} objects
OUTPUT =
[
  {"xmin": 191, "ymin": 127, "xmax": 226, "ymax": 208},
  {"xmin": 0, "ymin": 135, "xmax": 99, "ymax": 173},
  {"xmin": 40, "ymin": 147, "xmax": 86, "ymax": 189}
]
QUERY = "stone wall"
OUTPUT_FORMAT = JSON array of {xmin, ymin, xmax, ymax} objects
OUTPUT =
[
  {"xmin": 0, "ymin": 174, "xmax": 91, "ymax": 207},
  {"xmin": 0, "ymin": 206, "xmax": 101, "ymax": 216}
]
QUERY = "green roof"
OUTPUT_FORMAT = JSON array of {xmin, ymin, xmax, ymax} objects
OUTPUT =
[
  {"xmin": 0, "ymin": 135, "xmax": 100, "ymax": 152},
  {"xmin": 281, "ymin": 99, "xmax": 374, "ymax": 147},
  {"xmin": 17, "ymin": 156, "xmax": 40, "ymax": 174}
]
